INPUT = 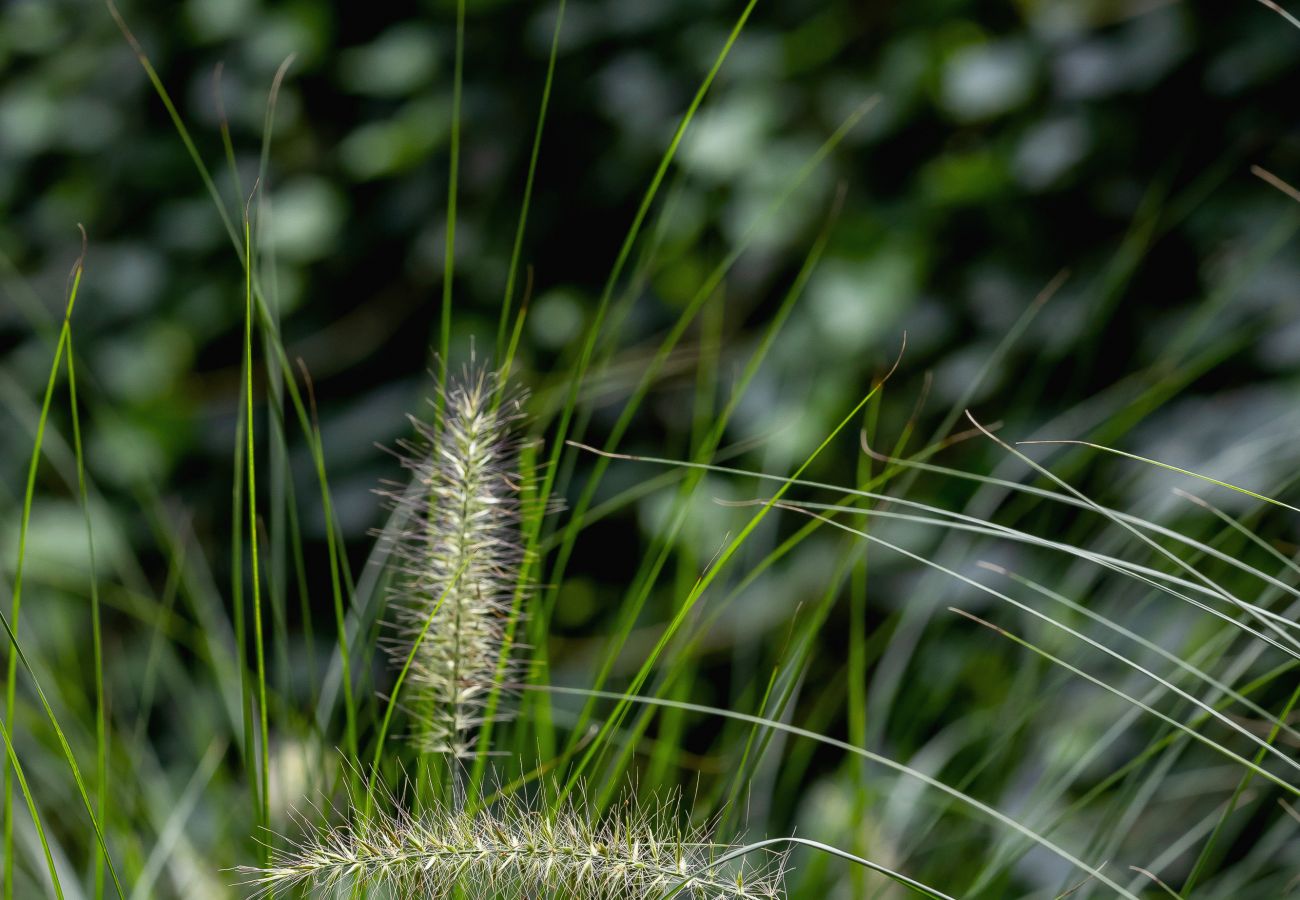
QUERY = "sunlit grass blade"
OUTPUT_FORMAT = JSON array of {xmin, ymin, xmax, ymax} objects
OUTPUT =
[
  {"xmin": 509, "ymin": 16, "xmax": 772, "ymax": 760},
  {"xmin": 541, "ymin": 97, "xmax": 878, "ymax": 528},
  {"xmin": 535, "ymin": 99, "xmax": 877, "ymax": 669}
]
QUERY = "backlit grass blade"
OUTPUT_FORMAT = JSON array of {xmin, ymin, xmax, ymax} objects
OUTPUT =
[
  {"xmin": 1019, "ymin": 439, "xmax": 1300, "ymax": 514},
  {"xmin": 1252, "ymin": 165, "xmax": 1300, "ymax": 202},
  {"xmin": 1253, "ymin": 0, "xmax": 1300, "ymax": 30}
]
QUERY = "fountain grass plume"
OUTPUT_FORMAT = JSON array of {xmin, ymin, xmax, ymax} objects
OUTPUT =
[
  {"xmin": 238, "ymin": 791, "xmax": 787, "ymax": 899},
  {"xmin": 378, "ymin": 364, "xmax": 529, "ymax": 758}
]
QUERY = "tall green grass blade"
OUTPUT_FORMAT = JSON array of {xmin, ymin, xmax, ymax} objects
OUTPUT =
[
  {"xmin": 65, "ymin": 322, "xmax": 108, "ymax": 900},
  {"xmin": 0, "ymin": 461, "xmax": 127, "ymax": 897},
  {"xmin": 541, "ymin": 99, "xmax": 876, "ymax": 634},
  {"xmin": 509, "ymin": 0, "xmax": 759, "ymax": 772},
  {"xmin": 106, "ymin": 1, "xmax": 240, "ymax": 254},
  {"xmin": 230, "ymin": 387, "xmax": 254, "ymax": 788},
  {"xmin": 439, "ymin": 0, "xmax": 466, "ymax": 389},
  {"xmin": 106, "ymin": 16, "xmax": 363, "ymax": 746},
  {"xmin": 496, "ymin": 0, "xmax": 565, "ymax": 367},
  {"xmin": 243, "ymin": 201, "xmax": 271, "ymax": 855},
  {"xmin": 0, "ymin": 716, "xmax": 62, "ymax": 899},
  {"xmin": 4, "ymin": 251, "xmax": 82, "ymax": 900},
  {"xmin": 466, "ymin": 1, "xmax": 568, "ymax": 802}
]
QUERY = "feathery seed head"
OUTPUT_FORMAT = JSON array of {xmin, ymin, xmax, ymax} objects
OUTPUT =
[
  {"xmin": 238, "ymin": 793, "xmax": 786, "ymax": 899},
  {"xmin": 378, "ymin": 365, "xmax": 530, "ymax": 758}
]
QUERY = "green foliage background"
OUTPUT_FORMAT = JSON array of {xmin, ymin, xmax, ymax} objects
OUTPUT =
[{"xmin": 0, "ymin": 0, "xmax": 1298, "ymax": 897}]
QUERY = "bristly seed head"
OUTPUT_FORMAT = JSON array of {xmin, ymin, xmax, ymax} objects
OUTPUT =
[
  {"xmin": 377, "ymin": 365, "xmax": 529, "ymax": 758},
  {"xmin": 237, "ymin": 793, "xmax": 786, "ymax": 899}
]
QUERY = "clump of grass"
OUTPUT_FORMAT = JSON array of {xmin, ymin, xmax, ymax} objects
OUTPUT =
[
  {"xmin": 239, "ymin": 792, "xmax": 786, "ymax": 899},
  {"xmin": 377, "ymin": 366, "xmax": 529, "ymax": 758}
]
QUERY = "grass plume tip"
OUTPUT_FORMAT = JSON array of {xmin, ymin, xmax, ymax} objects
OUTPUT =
[{"xmin": 378, "ymin": 365, "xmax": 530, "ymax": 758}]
